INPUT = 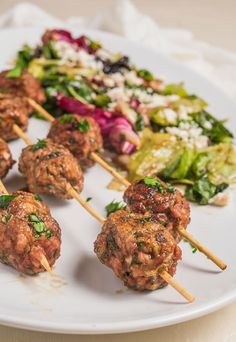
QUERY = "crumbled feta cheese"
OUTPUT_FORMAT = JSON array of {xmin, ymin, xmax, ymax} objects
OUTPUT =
[
  {"xmin": 125, "ymin": 71, "xmax": 143, "ymax": 86},
  {"xmin": 162, "ymin": 108, "xmax": 177, "ymax": 124},
  {"xmin": 166, "ymin": 122, "xmax": 209, "ymax": 149},
  {"xmin": 107, "ymin": 87, "xmax": 129, "ymax": 102},
  {"xmin": 178, "ymin": 105, "xmax": 190, "ymax": 120},
  {"xmin": 54, "ymin": 41, "xmax": 103, "ymax": 70}
]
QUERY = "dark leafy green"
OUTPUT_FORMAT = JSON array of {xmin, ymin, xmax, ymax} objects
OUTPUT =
[
  {"xmin": 190, "ymin": 110, "xmax": 233, "ymax": 144},
  {"xmin": 185, "ymin": 175, "xmax": 229, "ymax": 205},
  {"xmin": 135, "ymin": 113, "xmax": 144, "ymax": 132},
  {"xmin": 7, "ymin": 44, "xmax": 34, "ymax": 78}
]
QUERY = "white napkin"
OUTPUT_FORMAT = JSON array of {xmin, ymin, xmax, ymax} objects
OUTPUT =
[{"xmin": 0, "ymin": 0, "xmax": 236, "ymax": 100}]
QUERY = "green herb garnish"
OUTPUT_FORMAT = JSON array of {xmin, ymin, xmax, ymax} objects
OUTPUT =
[
  {"xmin": 105, "ymin": 200, "xmax": 125, "ymax": 216},
  {"xmin": 31, "ymin": 139, "xmax": 47, "ymax": 152},
  {"xmin": 1, "ymin": 214, "xmax": 12, "ymax": 224},
  {"xmin": 137, "ymin": 241, "xmax": 145, "ymax": 249},
  {"xmin": 45, "ymin": 229, "xmax": 53, "ymax": 239},
  {"xmin": 166, "ymin": 183, "xmax": 176, "ymax": 193},
  {"xmin": 29, "ymin": 213, "xmax": 52, "ymax": 238},
  {"xmin": 59, "ymin": 114, "xmax": 74, "ymax": 124},
  {"xmin": 76, "ymin": 119, "xmax": 90, "ymax": 132},
  {"xmin": 86, "ymin": 197, "xmax": 92, "ymax": 202},
  {"xmin": 139, "ymin": 217, "xmax": 153, "ymax": 223},
  {"xmin": 0, "ymin": 195, "xmax": 16, "ymax": 208},
  {"xmin": 33, "ymin": 221, "xmax": 46, "ymax": 233},
  {"xmin": 29, "ymin": 214, "xmax": 41, "ymax": 223},
  {"xmin": 143, "ymin": 177, "xmax": 164, "ymax": 193},
  {"xmin": 34, "ymin": 194, "xmax": 42, "ymax": 201}
]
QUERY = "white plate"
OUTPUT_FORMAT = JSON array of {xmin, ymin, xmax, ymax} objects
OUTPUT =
[{"xmin": 0, "ymin": 27, "xmax": 236, "ymax": 335}]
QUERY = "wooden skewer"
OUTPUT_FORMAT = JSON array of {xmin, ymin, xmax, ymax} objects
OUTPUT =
[
  {"xmin": 160, "ymin": 270, "xmax": 194, "ymax": 302},
  {"xmin": 179, "ymin": 229, "xmax": 226, "ymax": 270},
  {"xmin": 0, "ymin": 178, "xmax": 52, "ymax": 273},
  {"xmin": 0, "ymin": 180, "xmax": 9, "ymax": 195},
  {"xmin": 66, "ymin": 183, "xmax": 105, "ymax": 224},
  {"xmin": 14, "ymin": 124, "xmax": 194, "ymax": 302},
  {"xmin": 27, "ymin": 98, "xmax": 130, "ymax": 187},
  {"xmin": 26, "ymin": 99, "xmax": 227, "ymax": 271}
]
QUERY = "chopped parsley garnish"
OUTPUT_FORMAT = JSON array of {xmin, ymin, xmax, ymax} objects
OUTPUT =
[
  {"xmin": 76, "ymin": 119, "xmax": 90, "ymax": 132},
  {"xmin": 166, "ymin": 183, "xmax": 176, "ymax": 193},
  {"xmin": 45, "ymin": 229, "xmax": 53, "ymax": 239},
  {"xmin": 137, "ymin": 241, "xmax": 145, "ymax": 249},
  {"xmin": 105, "ymin": 200, "xmax": 125, "ymax": 216},
  {"xmin": 29, "ymin": 213, "xmax": 53, "ymax": 239},
  {"xmin": 34, "ymin": 194, "xmax": 42, "ymax": 201},
  {"xmin": 139, "ymin": 217, "xmax": 153, "ymax": 224},
  {"xmin": 86, "ymin": 197, "xmax": 92, "ymax": 202},
  {"xmin": 59, "ymin": 114, "xmax": 90, "ymax": 132},
  {"xmin": 137, "ymin": 69, "xmax": 154, "ymax": 81},
  {"xmin": 135, "ymin": 113, "xmax": 144, "ymax": 132},
  {"xmin": 143, "ymin": 177, "xmax": 164, "ymax": 193},
  {"xmin": 59, "ymin": 114, "xmax": 74, "ymax": 124},
  {"xmin": 0, "ymin": 195, "xmax": 16, "ymax": 208},
  {"xmin": 1, "ymin": 214, "xmax": 12, "ymax": 224},
  {"xmin": 190, "ymin": 243, "xmax": 198, "ymax": 254},
  {"xmin": 47, "ymin": 152, "xmax": 60, "ymax": 159},
  {"xmin": 31, "ymin": 139, "xmax": 47, "ymax": 152}
]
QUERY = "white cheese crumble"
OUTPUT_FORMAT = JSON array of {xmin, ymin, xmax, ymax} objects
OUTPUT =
[
  {"xmin": 54, "ymin": 41, "xmax": 103, "ymax": 71},
  {"xmin": 166, "ymin": 122, "xmax": 209, "ymax": 149}
]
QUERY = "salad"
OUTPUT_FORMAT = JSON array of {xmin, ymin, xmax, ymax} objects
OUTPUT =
[{"xmin": 9, "ymin": 29, "xmax": 236, "ymax": 205}]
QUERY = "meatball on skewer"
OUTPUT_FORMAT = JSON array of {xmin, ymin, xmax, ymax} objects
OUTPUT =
[
  {"xmin": 0, "ymin": 70, "xmax": 46, "ymax": 105},
  {"xmin": 0, "ymin": 138, "xmax": 15, "ymax": 178},
  {"xmin": 124, "ymin": 177, "xmax": 227, "ymax": 270},
  {"xmin": 0, "ymin": 94, "xmax": 29, "ymax": 141},
  {"xmin": 48, "ymin": 114, "xmax": 103, "ymax": 169},
  {"xmin": 16, "ymin": 126, "xmax": 104, "ymax": 223},
  {"xmin": 94, "ymin": 208, "xmax": 194, "ymax": 301},
  {"xmin": 25, "ymin": 104, "xmax": 130, "ymax": 185},
  {"xmin": 0, "ymin": 180, "xmax": 61, "ymax": 274}
]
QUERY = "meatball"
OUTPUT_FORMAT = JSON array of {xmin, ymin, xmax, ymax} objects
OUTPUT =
[
  {"xmin": 94, "ymin": 209, "xmax": 182, "ymax": 291},
  {"xmin": 0, "ymin": 94, "xmax": 29, "ymax": 141},
  {"xmin": 0, "ymin": 138, "xmax": 15, "ymax": 178},
  {"xmin": 123, "ymin": 178, "xmax": 190, "ymax": 240},
  {"xmin": 0, "ymin": 191, "xmax": 61, "ymax": 275},
  {"xmin": 47, "ymin": 114, "xmax": 103, "ymax": 169},
  {"xmin": 19, "ymin": 139, "xmax": 84, "ymax": 199},
  {"xmin": 0, "ymin": 70, "xmax": 46, "ymax": 104}
]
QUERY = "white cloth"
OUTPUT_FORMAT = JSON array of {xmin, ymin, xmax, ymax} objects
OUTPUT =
[{"xmin": 0, "ymin": 0, "xmax": 236, "ymax": 100}]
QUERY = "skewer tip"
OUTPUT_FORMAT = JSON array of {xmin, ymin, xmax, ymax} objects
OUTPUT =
[{"xmin": 39, "ymin": 254, "xmax": 53, "ymax": 274}]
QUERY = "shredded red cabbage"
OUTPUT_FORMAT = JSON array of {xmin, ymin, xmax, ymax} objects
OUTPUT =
[{"xmin": 57, "ymin": 94, "xmax": 139, "ymax": 154}]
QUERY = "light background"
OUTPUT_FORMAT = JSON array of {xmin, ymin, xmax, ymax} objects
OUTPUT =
[{"xmin": 0, "ymin": 0, "xmax": 236, "ymax": 341}]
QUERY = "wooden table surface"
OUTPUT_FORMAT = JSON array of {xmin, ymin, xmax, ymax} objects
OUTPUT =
[{"xmin": 0, "ymin": 0, "xmax": 236, "ymax": 341}]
